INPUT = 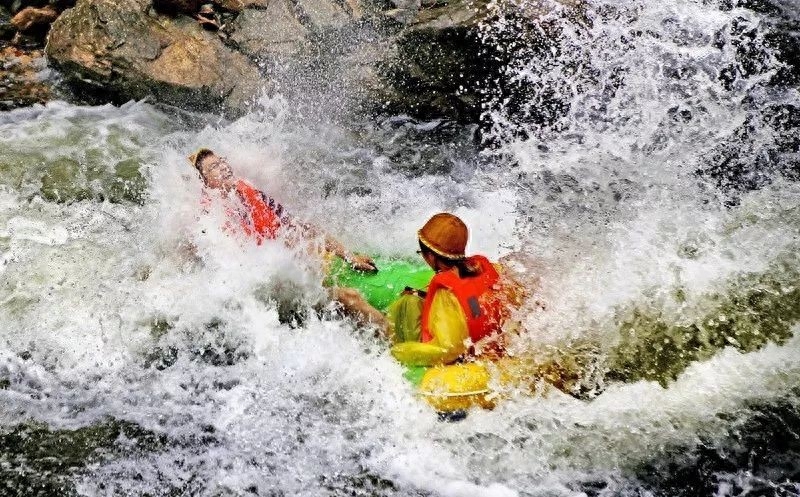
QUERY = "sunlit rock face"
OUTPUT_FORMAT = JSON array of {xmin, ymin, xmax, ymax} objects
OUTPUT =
[
  {"xmin": 0, "ymin": 44, "xmax": 53, "ymax": 110},
  {"xmin": 43, "ymin": 0, "xmax": 583, "ymax": 122},
  {"xmin": 45, "ymin": 0, "xmax": 262, "ymax": 114}
]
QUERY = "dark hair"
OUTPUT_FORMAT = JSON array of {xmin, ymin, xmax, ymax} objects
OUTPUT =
[
  {"xmin": 192, "ymin": 149, "xmax": 214, "ymax": 182},
  {"xmin": 419, "ymin": 240, "xmax": 481, "ymax": 277}
]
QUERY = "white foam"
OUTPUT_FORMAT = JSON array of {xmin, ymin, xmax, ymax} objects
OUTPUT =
[{"xmin": 0, "ymin": 0, "xmax": 799, "ymax": 494}]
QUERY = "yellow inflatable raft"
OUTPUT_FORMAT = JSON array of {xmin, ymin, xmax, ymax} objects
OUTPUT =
[
  {"xmin": 327, "ymin": 254, "xmax": 580, "ymax": 413},
  {"xmin": 413, "ymin": 356, "xmax": 583, "ymax": 412}
]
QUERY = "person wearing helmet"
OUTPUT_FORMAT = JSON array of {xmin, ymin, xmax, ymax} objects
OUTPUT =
[
  {"xmin": 188, "ymin": 148, "xmax": 376, "ymax": 272},
  {"xmin": 335, "ymin": 213, "xmax": 524, "ymax": 366}
]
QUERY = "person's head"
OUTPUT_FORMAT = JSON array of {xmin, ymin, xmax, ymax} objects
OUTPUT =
[
  {"xmin": 188, "ymin": 148, "xmax": 235, "ymax": 191},
  {"xmin": 418, "ymin": 213, "xmax": 478, "ymax": 275}
]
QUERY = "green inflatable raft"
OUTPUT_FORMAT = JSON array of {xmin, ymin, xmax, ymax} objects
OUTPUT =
[
  {"xmin": 325, "ymin": 255, "xmax": 433, "ymax": 386},
  {"xmin": 325, "ymin": 255, "xmax": 434, "ymax": 313}
]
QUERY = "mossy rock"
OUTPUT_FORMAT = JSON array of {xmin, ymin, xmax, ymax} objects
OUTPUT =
[
  {"xmin": 39, "ymin": 157, "xmax": 93, "ymax": 203},
  {"xmin": 38, "ymin": 156, "xmax": 146, "ymax": 204},
  {"xmin": 107, "ymin": 157, "xmax": 146, "ymax": 204},
  {"xmin": 607, "ymin": 252, "xmax": 800, "ymax": 386},
  {"xmin": 0, "ymin": 419, "xmax": 168, "ymax": 496}
]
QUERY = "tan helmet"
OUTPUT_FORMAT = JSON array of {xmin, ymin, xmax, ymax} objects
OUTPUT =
[{"xmin": 418, "ymin": 213, "xmax": 468, "ymax": 260}]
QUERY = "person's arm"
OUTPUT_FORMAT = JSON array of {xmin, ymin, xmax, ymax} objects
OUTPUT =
[
  {"xmin": 390, "ymin": 289, "xmax": 468, "ymax": 366},
  {"xmin": 321, "ymin": 234, "xmax": 377, "ymax": 272},
  {"xmin": 282, "ymin": 217, "xmax": 377, "ymax": 272},
  {"xmin": 331, "ymin": 287, "xmax": 390, "ymax": 336}
]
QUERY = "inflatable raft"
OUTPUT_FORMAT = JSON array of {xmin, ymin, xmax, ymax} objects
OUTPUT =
[
  {"xmin": 326, "ymin": 255, "xmax": 525, "ymax": 413},
  {"xmin": 325, "ymin": 255, "xmax": 434, "ymax": 313}
]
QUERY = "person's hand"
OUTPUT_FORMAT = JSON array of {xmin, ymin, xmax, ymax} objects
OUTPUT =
[
  {"xmin": 347, "ymin": 253, "xmax": 378, "ymax": 273},
  {"xmin": 400, "ymin": 287, "xmax": 424, "ymax": 297},
  {"xmin": 332, "ymin": 287, "xmax": 370, "ymax": 312},
  {"xmin": 330, "ymin": 287, "xmax": 390, "ymax": 338}
]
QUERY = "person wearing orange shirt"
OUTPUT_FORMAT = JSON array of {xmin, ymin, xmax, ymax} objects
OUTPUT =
[{"xmin": 187, "ymin": 148, "xmax": 376, "ymax": 272}]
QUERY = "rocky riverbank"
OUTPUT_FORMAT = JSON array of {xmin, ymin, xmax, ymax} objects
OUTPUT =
[
  {"xmin": 0, "ymin": 1, "xmax": 71, "ymax": 109},
  {"xmin": 1, "ymin": 0, "xmax": 583, "ymax": 121}
]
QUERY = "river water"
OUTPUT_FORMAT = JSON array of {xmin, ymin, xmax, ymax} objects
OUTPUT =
[{"xmin": 1, "ymin": 0, "xmax": 799, "ymax": 495}]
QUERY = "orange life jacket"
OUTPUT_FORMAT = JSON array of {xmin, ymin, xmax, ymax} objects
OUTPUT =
[
  {"xmin": 420, "ymin": 255, "xmax": 508, "ymax": 350},
  {"xmin": 234, "ymin": 180, "xmax": 283, "ymax": 244}
]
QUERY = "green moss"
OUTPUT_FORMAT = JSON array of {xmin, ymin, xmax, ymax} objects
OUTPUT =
[
  {"xmin": 38, "ymin": 156, "xmax": 146, "ymax": 205},
  {"xmin": 0, "ymin": 156, "xmax": 31, "ymax": 190},
  {"xmin": 108, "ymin": 158, "xmax": 146, "ymax": 204},
  {"xmin": 38, "ymin": 158, "xmax": 92, "ymax": 203},
  {"xmin": 607, "ymin": 253, "xmax": 800, "ymax": 386}
]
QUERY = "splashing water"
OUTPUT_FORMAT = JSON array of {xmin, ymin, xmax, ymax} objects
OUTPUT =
[{"xmin": 1, "ymin": 0, "xmax": 800, "ymax": 495}]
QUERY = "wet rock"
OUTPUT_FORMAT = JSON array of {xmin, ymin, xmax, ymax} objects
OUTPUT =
[
  {"xmin": 237, "ymin": 0, "xmax": 269, "ymax": 7},
  {"xmin": 46, "ymin": 0, "xmax": 263, "ymax": 114},
  {"xmin": 229, "ymin": 0, "xmax": 365, "ymax": 63},
  {"xmin": 4, "ymin": 0, "xmax": 77, "ymax": 14},
  {"xmin": 376, "ymin": 0, "xmax": 497, "ymax": 122},
  {"xmin": 377, "ymin": 0, "xmax": 584, "ymax": 123},
  {"xmin": 0, "ymin": 42, "xmax": 52, "ymax": 110},
  {"xmin": 10, "ymin": 4, "xmax": 57, "ymax": 32},
  {"xmin": 212, "ymin": 0, "xmax": 244, "ymax": 11},
  {"xmin": 389, "ymin": 0, "xmax": 420, "ymax": 11},
  {"xmin": 0, "ymin": 420, "xmax": 168, "ymax": 496},
  {"xmin": 382, "ymin": 7, "xmax": 416, "ymax": 24},
  {"xmin": 294, "ymin": 0, "xmax": 351, "ymax": 31},
  {"xmin": 152, "ymin": 0, "xmax": 201, "ymax": 16},
  {"xmin": 229, "ymin": 0, "xmax": 311, "ymax": 60},
  {"xmin": 35, "ymin": 0, "xmax": 580, "ymax": 124}
]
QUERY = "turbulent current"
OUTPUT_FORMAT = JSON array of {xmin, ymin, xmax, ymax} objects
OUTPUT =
[{"xmin": 2, "ymin": 0, "xmax": 800, "ymax": 495}]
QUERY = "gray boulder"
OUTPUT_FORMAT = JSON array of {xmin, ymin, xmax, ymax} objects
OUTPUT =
[
  {"xmin": 46, "ymin": 0, "xmax": 262, "ymax": 113},
  {"xmin": 230, "ymin": 0, "xmax": 365, "ymax": 63},
  {"xmin": 229, "ymin": 0, "xmax": 310, "ymax": 60}
]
